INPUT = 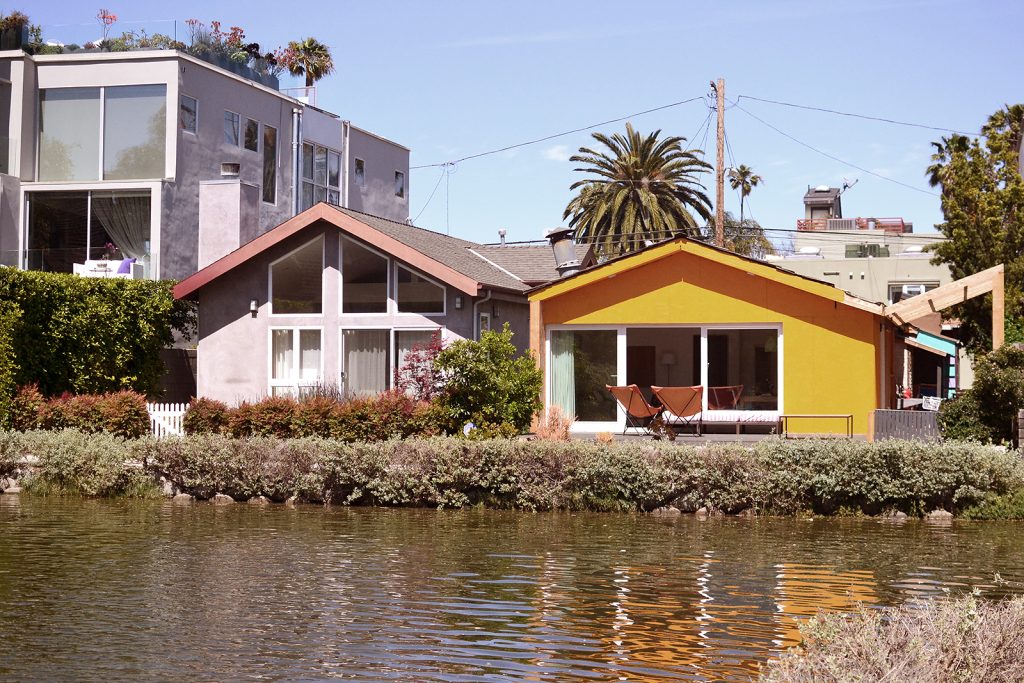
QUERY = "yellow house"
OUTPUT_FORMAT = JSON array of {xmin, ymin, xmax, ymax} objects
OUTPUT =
[{"xmin": 528, "ymin": 237, "xmax": 899, "ymax": 436}]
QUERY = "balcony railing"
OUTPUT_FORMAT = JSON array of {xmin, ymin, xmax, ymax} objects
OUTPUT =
[{"xmin": 797, "ymin": 217, "xmax": 908, "ymax": 233}]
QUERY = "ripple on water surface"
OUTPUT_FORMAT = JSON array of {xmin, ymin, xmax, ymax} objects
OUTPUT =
[{"xmin": 2, "ymin": 497, "xmax": 1024, "ymax": 682}]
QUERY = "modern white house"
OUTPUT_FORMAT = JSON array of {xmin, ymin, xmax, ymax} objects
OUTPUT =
[{"xmin": 0, "ymin": 48, "xmax": 410, "ymax": 281}]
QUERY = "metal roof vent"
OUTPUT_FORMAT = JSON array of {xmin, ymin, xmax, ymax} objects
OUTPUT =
[{"xmin": 545, "ymin": 227, "xmax": 581, "ymax": 278}]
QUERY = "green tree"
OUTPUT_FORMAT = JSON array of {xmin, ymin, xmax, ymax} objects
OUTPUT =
[
  {"xmin": 703, "ymin": 212, "xmax": 776, "ymax": 259},
  {"xmin": 727, "ymin": 164, "xmax": 762, "ymax": 223},
  {"xmin": 563, "ymin": 123, "xmax": 712, "ymax": 257},
  {"xmin": 433, "ymin": 324, "xmax": 542, "ymax": 436},
  {"xmin": 928, "ymin": 104, "xmax": 1024, "ymax": 353},
  {"xmin": 285, "ymin": 37, "xmax": 335, "ymax": 87}
]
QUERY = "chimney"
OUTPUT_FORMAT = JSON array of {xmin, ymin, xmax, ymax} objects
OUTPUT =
[
  {"xmin": 545, "ymin": 227, "xmax": 581, "ymax": 278},
  {"xmin": 498, "ymin": 228, "xmax": 507, "ymax": 246}
]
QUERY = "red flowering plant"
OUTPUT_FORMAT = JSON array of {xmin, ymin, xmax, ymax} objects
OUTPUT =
[
  {"xmin": 394, "ymin": 330, "xmax": 446, "ymax": 402},
  {"xmin": 96, "ymin": 8, "xmax": 117, "ymax": 42}
]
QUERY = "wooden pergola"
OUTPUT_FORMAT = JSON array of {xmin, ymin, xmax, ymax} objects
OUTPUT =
[{"xmin": 883, "ymin": 264, "xmax": 1005, "ymax": 349}]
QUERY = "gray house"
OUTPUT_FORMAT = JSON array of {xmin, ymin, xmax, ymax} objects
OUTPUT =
[
  {"xmin": 174, "ymin": 203, "xmax": 592, "ymax": 404},
  {"xmin": 0, "ymin": 48, "xmax": 409, "ymax": 281}
]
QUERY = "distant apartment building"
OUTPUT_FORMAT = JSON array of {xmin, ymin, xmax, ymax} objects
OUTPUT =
[{"xmin": 0, "ymin": 48, "xmax": 409, "ymax": 281}]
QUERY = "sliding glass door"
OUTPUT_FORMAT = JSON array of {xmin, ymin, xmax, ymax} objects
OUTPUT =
[{"xmin": 549, "ymin": 329, "xmax": 620, "ymax": 428}]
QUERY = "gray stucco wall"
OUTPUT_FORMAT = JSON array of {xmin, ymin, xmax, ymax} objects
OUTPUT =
[
  {"xmin": 346, "ymin": 127, "xmax": 410, "ymax": 223},
  {"xmin": 195, "ymin": 222, "xmax": 530, "ymax": 405}
]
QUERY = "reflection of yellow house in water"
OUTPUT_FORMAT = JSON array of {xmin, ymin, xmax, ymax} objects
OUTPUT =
[{"xmin": 773, "ymin": 563, "xmax": 879, "ymax": 648}]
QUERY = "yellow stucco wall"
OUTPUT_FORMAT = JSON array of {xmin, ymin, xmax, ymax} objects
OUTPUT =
[{"xmin": 530, "ymin": 242, "xmax": 884, "ymax": 435}]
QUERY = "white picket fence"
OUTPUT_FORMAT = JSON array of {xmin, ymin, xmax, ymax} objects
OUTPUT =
[{"xmin": 147, "ymin": 402, "xmax": 188, "ymax": 438}]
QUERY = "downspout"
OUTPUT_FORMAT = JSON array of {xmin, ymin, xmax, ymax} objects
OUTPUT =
[
  {"xmin": 342, "ymin": 120, "xmax": 351, "ymax": 208},
  {"xmin": 473, "ymin": 288, "xmax": 492, "ymax": 340},
  {"xmin": 291, "ymin": 107, "xmax": 302, "ymax": 215}
]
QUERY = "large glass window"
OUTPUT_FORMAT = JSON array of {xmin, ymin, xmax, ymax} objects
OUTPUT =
[
  {"xmin": 26, "ymin": 190, "xmax": 152, "ymax": 276},
  {"xmin": 300, "ymin": 142, "xmax": 341, "ymax": 210},
  {"xmin": 550, "ymin": 330, "xmax": 617, "ymax": 422},
  {"xmin": 263, "ymin": 125, "xmax": 277, "ymax": 204},
  {"xmin": 39, "ymin": 88, "xmax": 101, "ymax": 181},
  {"xmin": 40, "ymin": 85, "xmax": 167, "ymax": 182},
  {"xmin": 395, "ymin": 171, "xmax": 405, "ymax": 198},
  {"xmin": 342, "ymin": 328, "xmax": 389, "ymax": 397},
  {"xmin": 342, "ymin": 236, "xmax": 388, "ymax": 313},
  {"xmin": 355, "ymin": 158, "xmax": 365, "ymax": 187},
  {"xmin": 706, "ymin": 329, "xmax": 778, "ymax": 410},
  {"xmin": 104, "ymin": 85, "xmax": 167, "ymax": 180},
  {"xmin": 270, "ymin": 236, "xmax": 323, "ymax": 315},
  {"xmin": 397, "ymin": 265, "xmax": 444, "ymax": 314},
  {"xmin": 270, "ymin": 328, "xmax": 322, "ymax": 396}
]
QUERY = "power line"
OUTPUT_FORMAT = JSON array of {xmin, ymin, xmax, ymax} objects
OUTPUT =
[
  {"xmin": 412, "ymin": 165, "xmax": 449, "ymax": 224},
  {"xmin": 410, "ymin": 96, "xmax": 704, "ymax": 169},
  {"xmin": 732, "ymin": 101, "xmax": 940, "ymax": 197},
  {"xmin": 736, "ymin": 94, "xmax": 980, "ymax": 137}
]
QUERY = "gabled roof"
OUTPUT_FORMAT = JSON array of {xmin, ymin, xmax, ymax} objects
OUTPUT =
[
  {"xmin": 527, "ymin": 236, "xmax": 886, "ymax": 316},
  {"xmin": 174, "ymin": 204, "xmax": 535, "ymax": 300},
  {"xmin": 470, "ymin": 243, "xmax": 594, "ymax": 285}
]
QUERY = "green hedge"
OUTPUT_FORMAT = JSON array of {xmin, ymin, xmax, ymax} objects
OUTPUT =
[
  {"xmin": 5, "ymin": 431, "xmax": 1022, "ymax": 514},
  {"xmin": 0, "ymin": 267, "xmax": 195, "ymax": 397},
  {"xmin": 0, "ymin": 300, "xmax": 20, "ymax": 427}
]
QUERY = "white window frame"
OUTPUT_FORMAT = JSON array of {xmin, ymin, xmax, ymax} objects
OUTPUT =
[
  {"xmin": 179, "ymin": 94, "xmax": 198, "ymax": 135},
  {"xmin": 395, "ymin": 263, "xmax": 446, "ymax": 316},
  {"xmin": 300, "ymin": 141, "xmax": 342, "ymax": 210},
  {"xmin": 268, "ymin": 326, "xmax": 324, "ymax": 397},
  {"xmin": 544, "ymin": 323, "xmax": 784, "ymax": 433},
  {"xmin": 268, "ymin": 234, "xmax": 325, "ymax": 318},
  {"xmin": 478, "ymin": 312, "xmax": 491, "ymax": 337},
  {"xmin": 223, "ymin": 109, "xmax": 241, "ymax": 147},
  {"xmin": 339, "ymin": 235, "xmax": 392, "ymax": 316},
  {"xmin": 339, "ymin": 325, "xmax": 445, "ymax": 395}
]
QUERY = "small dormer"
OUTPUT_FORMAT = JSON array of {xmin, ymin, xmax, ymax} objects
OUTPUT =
[{"xmin": 803, "ymin": 185, "xmax": 843, "ymax": 220}]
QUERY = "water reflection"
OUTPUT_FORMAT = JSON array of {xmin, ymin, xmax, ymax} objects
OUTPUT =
[{"xmin": 2, "ymin": 497, "xmax": 1023, "ymax": 682}]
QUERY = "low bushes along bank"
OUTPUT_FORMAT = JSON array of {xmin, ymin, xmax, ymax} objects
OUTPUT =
[
  {"xmin": 3, "ymin": 431, "xmax": 1023, "ymax": 516},
  {"xmin": 760, "ymin": 594, "xmax": 1024, "ymax": 682}
]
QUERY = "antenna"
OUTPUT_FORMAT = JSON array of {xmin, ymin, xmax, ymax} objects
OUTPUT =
[{"xmin": 840, "ymin": 177, "xmax": 859, "ymax": 194}]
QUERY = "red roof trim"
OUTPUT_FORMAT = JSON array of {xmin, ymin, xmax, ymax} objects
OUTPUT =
[{"xmin": 173, "ymin": 204, "xmax": 482, "ymax": 300}]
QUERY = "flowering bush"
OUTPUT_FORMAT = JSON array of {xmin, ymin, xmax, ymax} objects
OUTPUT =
[{"xmin": 10, "ymin": 386, "xmax": 148, "ymax": 438}]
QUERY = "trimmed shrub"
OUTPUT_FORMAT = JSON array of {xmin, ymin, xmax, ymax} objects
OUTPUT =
[
  {"xmin": 99, "ymin": 391, "xmax": 150, "ymax": 439},
  {"xmin": 939, "ymin": 345, "xmax": 1024, "ymax": 444},
  {"xmin": 761, "ymin": 595, "xmax": 1024, "ymax": 682},
  {"xmin": 10, "ymin": 383, "xmax": 45, "ymax": 431},
  {"xmin": 10, "ymin": 387, "xmax": 149, "ymax": 438},
  {"xmin": 0, "ymin": 267, "xmax": 195, "ymax": 396},
  {"xmin": 0, "ymin": 300, "xmax": 20, "ymax": 428},
  {"xmin": 433, "ymin": 324, "xmax": 542, "ymax": 435},
  {"xmin": 0, "ymin": 430, "xmax": 22, "ymax": 481},
  {"xmin": 182, "ymin": 397, "xmax": 230, "ymax": 435},
  {"xmin": 17, "ymin": 430, "xmax": 158, "ymax": 498}
]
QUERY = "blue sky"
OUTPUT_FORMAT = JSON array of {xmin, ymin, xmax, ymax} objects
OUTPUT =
[{"xmin": 31, "ymin": 0, "xmax": 1024, "ymax": 246}]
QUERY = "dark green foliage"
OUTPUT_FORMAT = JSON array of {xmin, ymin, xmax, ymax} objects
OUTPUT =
[
  {"xmin": 182, "ymin": 397, "xmax": 230, "ymax": 435},
  {"xmin": 0, "ymin": 268, "xmax": 195, "ymax": 396},
  {"xmin": 433, "ymin": 324, "xmax": 543, "ymax": 436},
  {"xmin": 938, "ymin": 345, "xmax": 1024, "ymax": 443},
  {"xmin": 0, "ymin": 300, "xmax": 21, "ymax": 428},
  {"xmin": 927, "ymin": 105, "xmax": 1024, "ymax": 353},
  {"xmin": 11, "ymin": 386, "xmax": 149, "ymax": 439}
]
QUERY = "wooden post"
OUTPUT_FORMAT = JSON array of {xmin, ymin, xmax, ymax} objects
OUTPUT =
[
  {"xmin": 714, "ymin": 77, "xmax": 725, "ymax": 248},
  {"xmin": 993, "ymin": 264, "xmax": 1005, "ymax": 349}
]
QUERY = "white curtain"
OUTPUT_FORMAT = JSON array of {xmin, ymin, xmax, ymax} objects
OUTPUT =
[
  {"xmin": 550, "ymin": 331, "xmax": 576, "ymax": 418},
  {"xmin": 344, "ymin": 329, "xmax": 389, "ymax": 397},
  {"xmin": 272, "ymin": 330, "xmax": 293, "ymax": 380},
  {"xmin": 299, "ymin": 330, "xmax": 321, "ymax": 382},
  {"xmin": 91, "ymin": 192, "xmax": 150, "ymax": 260}
]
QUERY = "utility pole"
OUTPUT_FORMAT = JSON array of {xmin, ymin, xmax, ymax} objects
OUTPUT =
[{"xmin": 713, "ymin": 78, "xmax": 726, "ymax": 248}]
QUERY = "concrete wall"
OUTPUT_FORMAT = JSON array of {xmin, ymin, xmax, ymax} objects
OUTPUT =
[
  {"xmin": 195, "ymin": 221, "xmax": 527, "ymax": 404},
  {"xmin": 198, "ymin": 180, "xmax": 259, "ymax": 268},
  {"xmin": 346, "ymin": 126, "xmax": 409, "ymax": 222},
  {"xmin": 776, "ymin": 255, "xmax": 952, "ymax": 305}
]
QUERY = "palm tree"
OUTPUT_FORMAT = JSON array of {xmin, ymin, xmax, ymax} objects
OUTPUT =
[
  {"xmin": 563, "ymin": 123, "xmax": 712, "ymax": 256},
  {"xmin": 727, "ymin": 164, "xmax": 762, "ymax": 224},
  {"xmin": 926, "ymin": 134, "xmax": 971, "ymax": 190},
  {"xmin": 286, "ymin": 37, "xmax": 335, "ymax": 87}
]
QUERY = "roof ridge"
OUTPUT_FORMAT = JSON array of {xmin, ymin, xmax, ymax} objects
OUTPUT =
[{"xmin": 330, "ymin": 205, "xmax": 481, "ymax": 246}]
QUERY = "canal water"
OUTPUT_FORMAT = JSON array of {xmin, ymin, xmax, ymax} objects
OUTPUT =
[{"xmin": 2, "ymin": 496, "xmax": 1023, "ymax": 682}]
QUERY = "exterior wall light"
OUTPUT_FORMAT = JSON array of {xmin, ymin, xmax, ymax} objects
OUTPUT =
[
  {"xmin": 250, "ymin": 299, "xmax": 258, "ymax": 317},
  {"xmin": 455, "ymin": 295, "xmax": 463, "ymax": 310}
]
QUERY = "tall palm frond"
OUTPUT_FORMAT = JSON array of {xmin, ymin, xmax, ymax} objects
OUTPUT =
[
  {"xmin": 287, "ymin": 37, "xmax": 335, "ymax": 87},
  {"xmin": 562, "ymin": 123, "xmax": 712, "ymax": 256}
]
